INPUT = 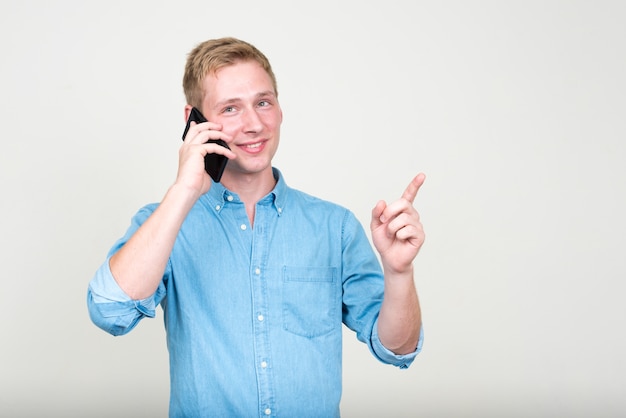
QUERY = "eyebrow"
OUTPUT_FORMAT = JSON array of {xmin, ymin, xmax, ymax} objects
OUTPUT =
[{"xmin": 214, "ymin": 90, "xmax": 276, "ymax": 108}]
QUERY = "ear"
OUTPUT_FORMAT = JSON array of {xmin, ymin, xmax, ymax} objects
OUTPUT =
[{"xmin": 183, "ymin": 104, "xmax": 193, "ymax": 122}]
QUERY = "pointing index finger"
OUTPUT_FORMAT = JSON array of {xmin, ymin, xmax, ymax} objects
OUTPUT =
[{"xmin": 401, "ymin": 173, "xmax": 426, "ymax": 204}]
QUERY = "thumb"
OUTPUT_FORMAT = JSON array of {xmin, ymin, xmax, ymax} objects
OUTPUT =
[{"xmin": 370, "ymin": 200, "xmax": 387, "ymax": 230}]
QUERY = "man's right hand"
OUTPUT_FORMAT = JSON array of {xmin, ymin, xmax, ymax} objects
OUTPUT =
[{"xmin": 177, "ymin": 121, "xmax": 236, "ymax": 197}]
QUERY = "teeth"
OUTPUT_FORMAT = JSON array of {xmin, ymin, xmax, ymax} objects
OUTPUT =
[{"xmin": 246, "ymin": 142, "xmax": 262, "ymax": 148}]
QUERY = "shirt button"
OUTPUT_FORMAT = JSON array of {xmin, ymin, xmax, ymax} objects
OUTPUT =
[
  {"xmin": 255, "ymin": 268, "xmax": 261, "ymax": 275},
  {"xmin": 261, "ymin": 361, "xmax": 268, "ymax": 368},
  {"xmin": 277, "ymin": 207, "xmax": 282, "ymax": 214},
  {"xmin": 264, "ymin": 408, "xmax": 271, "ymax": 415},
  {"xmin": 215, "ymin": 205, "xmax": 221, "ymax": 211},
  {"xmin": 257, "ymin": 314, "xmax": 264, "ymax": 321},
  {"xmin": 227, "ymin": 195, "xmax": 234, "ymax": 202},
  {"xmin": 240, "ymin": 224, "xmax": 247, "ymax": 230}
]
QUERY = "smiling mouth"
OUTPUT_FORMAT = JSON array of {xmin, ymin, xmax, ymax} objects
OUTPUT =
[{"xmin": 238, "ymin": 139, "xmax": 268, "ymax": 152}]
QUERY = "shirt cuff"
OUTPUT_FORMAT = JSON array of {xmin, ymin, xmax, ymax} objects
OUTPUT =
[
  {"xmin": 371, "ymin": 320, "xmax": 424, "ymax": 369},
  {"xmin": 89, "ymin": 256, "xmax": 159, "ymax": 314},
  {"xmin": 89, "ymin": 256, "xmax": 134, "ymax": 303}
]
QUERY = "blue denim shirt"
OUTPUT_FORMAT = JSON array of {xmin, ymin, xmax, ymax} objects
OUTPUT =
[{"xmin": 88, "ymin": 168, "xmax": 422, "ymax": 417}]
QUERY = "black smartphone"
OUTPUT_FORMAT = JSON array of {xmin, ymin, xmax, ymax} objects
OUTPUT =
[{"xmin": 182, "ymin": 107, "xmax": 230, "ymax": 183}]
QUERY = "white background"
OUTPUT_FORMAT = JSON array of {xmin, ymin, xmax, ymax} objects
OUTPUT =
[{"xmin": 1, "ymin": 1, "xmax": 625, "ymax": 417}]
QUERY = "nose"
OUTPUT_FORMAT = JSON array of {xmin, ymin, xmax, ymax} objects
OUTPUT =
[{"xmin": 241, "ymin": 108, "xmax": 263, "ymax": 134}]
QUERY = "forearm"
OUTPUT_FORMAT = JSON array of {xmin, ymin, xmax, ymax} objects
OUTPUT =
[
  {"xmin": 377, "ymin": 266, "xmax": 421, "ymax": 355},
  {"xmin": 110, "ymin": 183, "xmax": 200, "ymax": 300}
]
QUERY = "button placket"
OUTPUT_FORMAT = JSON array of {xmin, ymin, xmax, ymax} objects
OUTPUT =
[{"xmin": 250, "ymin": 205, "xmax": 275, "ymax": 415}]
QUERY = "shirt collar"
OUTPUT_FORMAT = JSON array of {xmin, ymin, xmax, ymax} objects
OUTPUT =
[{"xmin": 204, "ymin": 167, "xmax": 287, "ymax": 216}]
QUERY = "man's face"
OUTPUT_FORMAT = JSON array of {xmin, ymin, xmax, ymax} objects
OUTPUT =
[{"xmin": 200, "ymin": 60, "xmax": 282, "ymax": 179}]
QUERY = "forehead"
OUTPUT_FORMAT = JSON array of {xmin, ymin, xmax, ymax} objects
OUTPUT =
[{"xmin": 203, "ymin": 61, "xmax": 275, "ymax": 100}]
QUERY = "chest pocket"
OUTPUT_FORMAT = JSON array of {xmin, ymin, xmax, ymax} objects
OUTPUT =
[{"xmin": 282, "ymin": 266, "xmax": 339, "ymax": 338}]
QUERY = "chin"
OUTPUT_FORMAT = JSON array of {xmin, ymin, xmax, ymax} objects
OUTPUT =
[{"xmin": 228, "ymin": 162, "xmax": 273, "ymax": 176}]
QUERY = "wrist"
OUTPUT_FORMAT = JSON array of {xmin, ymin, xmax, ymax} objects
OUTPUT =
[
  {"xmin": 382, "ymin": 262, "xmax": 414, "ymax": 279},
  {"xmin": 166, "ymin": 182, "xmax": 203, "ymax": 209}
]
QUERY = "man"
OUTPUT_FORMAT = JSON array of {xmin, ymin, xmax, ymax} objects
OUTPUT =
[{"xmin": 88, "ymin": 37, "xmax": 425, "ymax": 417}]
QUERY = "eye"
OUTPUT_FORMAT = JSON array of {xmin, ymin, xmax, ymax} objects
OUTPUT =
[
  {"xmin": 258, "ymin": 100, "xmax": 270, "ymax": 107},
  {"xmin": 223, "ymin": 106, "xmax": 236, "ymax": 113}
]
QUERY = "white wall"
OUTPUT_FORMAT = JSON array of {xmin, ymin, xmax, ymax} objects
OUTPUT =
[{"xmin": 1, "ymin": 1, "xmax": 625, "ymax": 417}]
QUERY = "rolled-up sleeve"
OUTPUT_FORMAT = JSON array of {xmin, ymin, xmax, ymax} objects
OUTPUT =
[
  {"xmin": 87, "ymin": 203, "xmax": 165, "ymax": 336},
  {"xmin": 370, "ymin": 318, "xmax": 424, "ymax": 369},
  {"xmin": 87, "ymin": 256, "xmax": 166, "ymax": 336}
]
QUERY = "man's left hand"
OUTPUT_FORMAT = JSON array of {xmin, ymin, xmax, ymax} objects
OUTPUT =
[{"xmin": 370, "ymin": 173, "xmax": 426, "ymax": 274}]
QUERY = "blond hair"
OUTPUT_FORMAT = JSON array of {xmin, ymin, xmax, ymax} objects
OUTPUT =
[{"xmin": 183, "ymin": 37, "xmax": 278, "ymax": 108}]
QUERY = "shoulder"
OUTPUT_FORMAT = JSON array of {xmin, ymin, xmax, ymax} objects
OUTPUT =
[
  {"xmin": 286, "ymin": 186, "xmax": 350, "ymax": 214},
  {"xmin": 283, "ymin": 186, "xmax": 364, "ymax": 237},
  {"xmin": 133, "ymin": 202, "xmax": 159, "ymax": 221}
]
